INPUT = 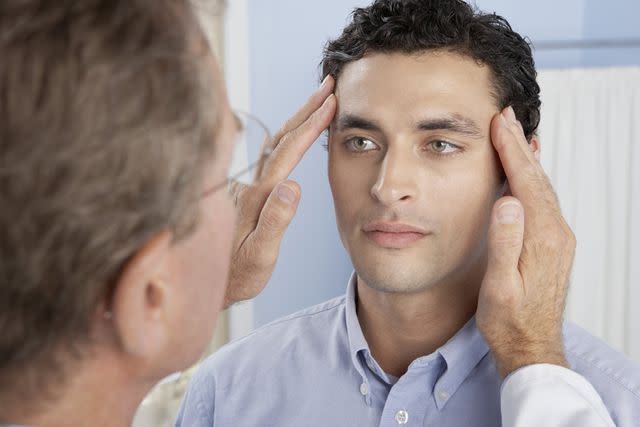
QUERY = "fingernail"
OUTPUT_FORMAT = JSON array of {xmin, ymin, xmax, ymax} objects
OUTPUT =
[
  {"xmin": 503, "ymin": 106, "xmax": 518, "ymax": 124},
  {"xmin": 277, "ymin": 183, "xmax": 296, "ymax": 205},
  {"xmin": 497, "ymin": 201, "xmax": 521, "ymax": 224},
  {"xmin": 320, "ymin": 75, "xmax": 331, "ymax": 90}
]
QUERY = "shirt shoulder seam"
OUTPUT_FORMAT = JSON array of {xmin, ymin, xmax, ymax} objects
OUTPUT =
[
  {"xmin": 230, "ymin": 296, "xmax": 347, "ymax": 343},
  {"xmin": 566, "ymin": 346, "xmax": 640, "ymax": 399}
]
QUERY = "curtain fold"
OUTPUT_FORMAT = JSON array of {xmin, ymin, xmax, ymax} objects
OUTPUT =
[{"xmin": 537, "ymin": 67, "xmax": 640, "ymax": 361}]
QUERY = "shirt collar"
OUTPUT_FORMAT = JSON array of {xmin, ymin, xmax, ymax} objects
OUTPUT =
[
  {"xmin": 433, "ymin": 316, "xmax": 490, "ymax": 409},
  {"xmin": 343, "ymin": 271, "xmax": 491, "ymax": 409},
  {"xmin": 345, "ymin": 271, "xmax": 370, "ymax": 381}
]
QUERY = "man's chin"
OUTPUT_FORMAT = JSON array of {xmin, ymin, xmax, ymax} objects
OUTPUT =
[
  {"xmin": 346, "ymin": 238, "xmax": 446, "ymax": 292},
  {"xmin": 353, "ymin": 262, "xmax": 439, "ymax": 294}
]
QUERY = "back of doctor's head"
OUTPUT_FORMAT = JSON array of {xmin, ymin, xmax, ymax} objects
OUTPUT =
[
  {"xmin": 321, "ymin": 0, "xmax": 541, "ymax": 140},
  {"xmin": 0, "ymin": 0, "xmax": 219, "ymax": 408}
]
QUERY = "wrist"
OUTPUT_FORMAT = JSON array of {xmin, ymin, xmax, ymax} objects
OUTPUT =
[{"xmin": 495, "ymin": 346, "xmax": 568, "ymax": 378}]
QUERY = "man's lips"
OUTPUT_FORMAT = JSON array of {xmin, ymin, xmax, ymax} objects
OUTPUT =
[{"xmin": 362, "ymin": 222, "xmax": 429, "ymax": 249}]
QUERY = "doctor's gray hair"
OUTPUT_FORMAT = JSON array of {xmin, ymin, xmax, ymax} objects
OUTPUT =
[{"xmin": 0, "ymin": 0, "xmax": 219, "ymax": 410}]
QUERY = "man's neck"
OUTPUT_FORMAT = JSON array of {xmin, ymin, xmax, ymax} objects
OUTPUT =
[
  {"xmin": 356, "ymin": 266, "xmax": 484, "ymax": 378},
  {"xmin": 7, "ymin": 351, "xmax": 154, "ymax": 427}
]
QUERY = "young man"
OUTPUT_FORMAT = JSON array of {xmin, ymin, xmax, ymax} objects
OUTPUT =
[{"xmin": 176, "ymin": 1, "xmax": 639, "ymax": 426}]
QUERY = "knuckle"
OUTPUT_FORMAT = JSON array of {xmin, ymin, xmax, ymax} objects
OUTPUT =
[
  {"xmin": 544, "ymin": 232, "xmax": 563, "ymax": 249},
  {"xmin": 241, "ymin": 241, "xmax": 273, "ymax": 273},
  {"xmin": 484, "ymin": 283, "xmax": 517, "ymax": 307},
  {"xmin": 275, "ymin": 131, "xmax": 290, "ymax": 149},
  {"xmin": 235, "ymin": 186, "xmax": 259, "ymax": 215},
  {"xmin": 548, "ymin": 237, "xmax": 565, "ymax": 253},
  {"xmin": 271, "ymin": 129, "xmax": 287, "ymax": 147},
  {"xmin": 299, "ymin": 114, "xmax": 317, "ymax": 136},
  {"xmin": 279, "ymin": 126, "xmax": 302, "ymax": 148},
  {"xmin": 524, "ymin": 228, "xmax": 572, "ymax": 259},
  {"xmin": 522, "ymin": 239, "xmax": 545, "ymax": 259},
  {"xmin": 231, "ymin": 182, "xmax": 248, "ymax": 202},
  {"xmin": 260, "ymin": 208, "xmax": 283, "ymax": 232},
  {"xmin": 492, "ymin": 230, "xmax": 523, "ymax": 250},
  {"xmin": 547, "ymin": 222, "xmax": 576, "ymax": 253},
  {"xmin": 250, "ymin": 248, "xmax": 275, "ymax": 272}
]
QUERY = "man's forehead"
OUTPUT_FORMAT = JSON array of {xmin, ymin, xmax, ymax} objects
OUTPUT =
[
  {"xmin": 337, "ymin": 51, "xmax": 493, "ymax": 98},
  {"xmin": 334, "ymin": 51, "xmax": 497, "ymax": 130}
]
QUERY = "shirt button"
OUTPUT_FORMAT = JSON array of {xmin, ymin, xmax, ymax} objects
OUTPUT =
[
  {"xmin": 437, "ymin": 390, "xmax": 449, "ymax": 401},
  {"xmin": 360, "ymin": 382, "xmax": 369, "ymax": 396},
  {"xmin": 395, "ymin": 409, "xmax": 409, "ymax": 425}
]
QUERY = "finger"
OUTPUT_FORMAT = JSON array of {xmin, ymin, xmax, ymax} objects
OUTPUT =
[
  {"xmin": 491, "ymin": 107, "xmax": 537, "ymax": 182},
  {"xmin": 490, "ymin": 107, "xmax": 557, "ymax": 214},
  {"xmin": 259, "ymin": 94, "xmax": 337, "ymax": 187},
  {"xmin": 483, "ymin": 197, "xmax": 525, "ymax": 295},
  {"xmin": 228, "ymin": 179, "xmax": 248, "ymax": 208},
  {"xmin": 254, "ymin": 76, "xmax": 335, "ymax": 181},
  {"xmin": 248, "ymin": 180, "xmax": 301, "ymax": 264},
  {"xmin": 252, "ymin": 136, "xmax": 273, "ymax": 181},
  {"xmin": 502, "ymin": 106, "xmax": 538, "ymax": 164},
  {"xmin": 232, "ymin": 181, "xmax": 272, "ymax": 238},
  {"xmin": 275, "ymin": 75, "xmax": 335, "ymax": 140}
]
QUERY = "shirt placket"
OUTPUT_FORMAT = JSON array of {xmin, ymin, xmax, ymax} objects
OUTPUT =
[{"xmin": 378, "ymin": 365, "xmax": 440, "ymax": 427}]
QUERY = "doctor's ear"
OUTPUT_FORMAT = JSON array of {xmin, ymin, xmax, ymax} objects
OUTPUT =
[{"xmin": 107, "ymin": 230, "xmax": 174, "ymax": 358}]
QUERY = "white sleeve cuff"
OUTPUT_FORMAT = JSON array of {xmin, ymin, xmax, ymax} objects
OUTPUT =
[{"xmin": 500, "ymin": 363, "xmax": 615, "ymax": 427}]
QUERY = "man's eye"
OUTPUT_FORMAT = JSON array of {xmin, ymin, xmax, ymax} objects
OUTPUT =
[
  {"xmin": 346, "ymin": 137, "xmax": 378, "ymax": 152},
  {"xmin": 429, "ymin": 140, "xmax": 459, "ymax": 154}
]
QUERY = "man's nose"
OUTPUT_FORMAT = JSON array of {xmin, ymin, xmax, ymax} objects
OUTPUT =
[{"xmin": 370, "ymin": 148, "xmax": 419, "ymax": 207}]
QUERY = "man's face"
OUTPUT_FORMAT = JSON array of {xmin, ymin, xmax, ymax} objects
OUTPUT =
[{"xmin": 328, "ymin": 51, "xmax": 504, "ymax": 294}]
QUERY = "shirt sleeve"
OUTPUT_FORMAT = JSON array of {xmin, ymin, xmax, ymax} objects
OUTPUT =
[{"xmin": 500, "ymin": 363, "xmax": 616, "ymax": 427}]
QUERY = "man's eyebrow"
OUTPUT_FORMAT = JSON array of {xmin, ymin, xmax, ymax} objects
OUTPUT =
[
  {"xmin": 416, "ymin": 114, "xmax": 484, "ymax": 138},
  {"xmin": 333, "ymin": 114, "xmax": 383, "ymax": 133},
  {"xmin": 333, "ymin": 113, "xmax": 484, "ymax": 139}
]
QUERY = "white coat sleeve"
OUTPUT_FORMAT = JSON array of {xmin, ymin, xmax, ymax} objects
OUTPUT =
[{"xmin": 500, "ymin": 363, "xmax": 615, "ymax": 427}]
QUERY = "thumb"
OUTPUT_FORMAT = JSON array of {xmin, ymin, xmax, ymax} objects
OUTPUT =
[
  {"xmin": 485, "ymin": 197, "xmax": 525, "ymax": 284},
  {"xmin": 251, "ymin": 180, "xmax": 301, "ymax": 258}
]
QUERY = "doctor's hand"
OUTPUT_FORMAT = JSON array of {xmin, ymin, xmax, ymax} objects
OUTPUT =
[
  {"xmin": 223, "ymin": 77, "xmax": 337, "ymax": 308},
  {"xmin": 476, "ymin": 106, "xmax": 576, "ymax": 378}
]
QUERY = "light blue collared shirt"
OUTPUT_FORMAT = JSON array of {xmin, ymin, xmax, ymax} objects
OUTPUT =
[{"xmin": 175, "ymin": 273, "xmax": 640, "ymax": 426}]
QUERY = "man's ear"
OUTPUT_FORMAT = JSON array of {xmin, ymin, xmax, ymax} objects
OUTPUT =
[
  {"xmin": 109, "ymin": 230, "xmax": 174, "ymax": 359},
  {"xmin": 529, "ymin": 135, "xmax": 541, "ymax": 161}
]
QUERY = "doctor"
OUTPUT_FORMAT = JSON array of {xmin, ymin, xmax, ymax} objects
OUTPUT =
[{"xmin": 0, "ymin": 0, "xmax": 614, "ymax": 426}]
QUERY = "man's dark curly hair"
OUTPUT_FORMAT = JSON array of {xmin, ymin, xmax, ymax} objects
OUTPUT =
[{"xmin": 322, "ymin": 0, "xmax": 540, "ymax": 140}]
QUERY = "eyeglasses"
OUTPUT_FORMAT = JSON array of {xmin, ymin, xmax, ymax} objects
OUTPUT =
[{"xmin": 200, "ymin": 110, "xmax": 273, "ymax": 199}]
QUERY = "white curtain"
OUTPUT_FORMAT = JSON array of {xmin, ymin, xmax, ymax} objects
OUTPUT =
[{"xmin": 537, "ymin": 67, "xmax": 640, "ymax": 362}]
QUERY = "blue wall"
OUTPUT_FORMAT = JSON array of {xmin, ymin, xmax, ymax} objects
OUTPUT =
[{"xmin": 247, "ymin": 0, "xmax": 640, "ymax": 327}]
